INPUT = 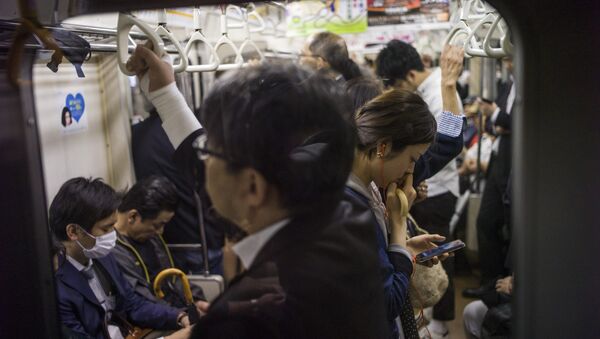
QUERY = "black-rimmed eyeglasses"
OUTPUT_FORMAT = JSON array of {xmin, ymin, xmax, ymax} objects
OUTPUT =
[{"xmin": 193, "ymin": 134, "xmax": 229, "ymax": 161}]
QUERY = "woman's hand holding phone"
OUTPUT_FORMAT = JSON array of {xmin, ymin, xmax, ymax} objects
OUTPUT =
[{"xmin": 407, "ymin": 234, "xmax": 448, "ymax": 267}]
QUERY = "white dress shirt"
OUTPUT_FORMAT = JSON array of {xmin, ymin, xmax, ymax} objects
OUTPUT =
[
  {"xmin": 66, "ymin": 256, "xmax": 123, "ymax": 339},
  {"xmin": 232, "ymin": 218, "xmax": 291, "ymax": 269},
  {"xmin": 417, "ymin": 67, "xmax": 463, "ymax": 197}
]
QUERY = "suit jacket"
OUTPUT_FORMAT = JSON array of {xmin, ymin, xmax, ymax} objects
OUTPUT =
[
  {"xmin": 112, "ymin": 232, "xmax": 205, "ymax": 307},
  {"xmin": 131, "ymin": 114, "xmax": 224, "ymax": 249},
  {"xmin": 55, "ymin": 253, "xmax": 181, "ymax": 338},
  {"xmin": 488, "ymin": 80, "xmax": 514, "ymax": 192},
  {"xmin": 190, "ymin": 198, "xmax": 390, "ymax": 339},
  {"xmin": 414, "ymin": 131, "xmax": 464, "ymax": 187}
]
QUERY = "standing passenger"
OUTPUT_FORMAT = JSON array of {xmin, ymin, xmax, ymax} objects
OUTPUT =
[
  {"xmin": 131, "ymin": 105, "xmax": 225, "ymax": 276},
  {"xmin": 299, "ymin": 31, "xmax": 362, "ymax": 82},
  {"xmin": 346, "ymin": 45, "xmax": 466, "ymax": 339},
  {"xmin": 376, "ymin": 40, "xmax": 463, "ymax": 338},
  {"xmin": 127, "ymin": 45, "xmax": 389, "ymax": 338}
]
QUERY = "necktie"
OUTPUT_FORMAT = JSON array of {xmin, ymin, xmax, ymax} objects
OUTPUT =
[{"xmin": 81, "ymin": 265, "xmax": 95, "ymax": 280}]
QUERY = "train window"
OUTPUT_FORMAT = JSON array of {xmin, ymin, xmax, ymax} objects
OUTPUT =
[{"xmin": 1, "ymin": 0, "xmax": 598, "ymax": 338}]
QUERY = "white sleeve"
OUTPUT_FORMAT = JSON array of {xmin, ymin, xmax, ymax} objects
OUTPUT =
[
  {"xmin": 490, "ymin": 107, "xmax": 501, "ymax": 125},
  {"xmin": 139, "ymin": 70, "xmax": 201, "ymax": 149}
]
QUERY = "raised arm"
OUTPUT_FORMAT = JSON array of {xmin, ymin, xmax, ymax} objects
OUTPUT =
[{"xmin": 128, "ymin": 44, "xmax": 201, "ymax": 150}]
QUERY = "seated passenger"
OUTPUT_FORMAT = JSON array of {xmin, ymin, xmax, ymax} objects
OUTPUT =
[
  {"xmin": 128, "ymin": 45, "xmax": 389, "ymax": 338},
  {"xmin": 344, "ymin": 45, "xmax": 466, "ymax": 338},
  {"xmin": 50, "ymin": 177, "xmax": 191, "ymax": 339},
  {"xmin": 112, "ymin": 175, "xmax": 206, "ymax": 308},
  {"xmin": 463, "ymin": 275, "xmax": 513, "ymax": 339}
]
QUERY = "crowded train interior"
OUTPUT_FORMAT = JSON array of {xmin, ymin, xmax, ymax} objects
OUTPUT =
[{"xmin": 0, "ymin": 0, "xmax": 598, "ymax": 338}]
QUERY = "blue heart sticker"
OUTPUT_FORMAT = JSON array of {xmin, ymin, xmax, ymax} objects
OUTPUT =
[{"xmin": 65, "ymin": 93, "xmax": 85, "ymax": 122}]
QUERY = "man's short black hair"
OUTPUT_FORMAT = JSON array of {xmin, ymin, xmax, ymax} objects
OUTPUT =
[
  {"xmin": 375, "ymin": 40, "xmax": 424, "ymax": 87},
  {"xmin": 199, "ymin": 63, "xmax": 356, "ymax": 216},
  {"xmin": 118, "ymin": 176, "xmax": 179, "ymax": 220},
  {"xmin": 49, "ymin": 177, "xmax": 119, "ymax": 241}
]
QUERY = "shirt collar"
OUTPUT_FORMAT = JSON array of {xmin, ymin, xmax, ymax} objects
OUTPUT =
[
  {"xmin": 232, "ymin": 218, "xmax": 290, "ymax": 269},
  {"xmin": 66, "ymin": 255, "xmax": 93, "ymax": 272},
  {"xmin": 417, "ymin": 67, "xmax": 440, "ymax": 94},
  {"xmin": 346, "ymin": 173, "xmax": 372, "ymax": 198}
]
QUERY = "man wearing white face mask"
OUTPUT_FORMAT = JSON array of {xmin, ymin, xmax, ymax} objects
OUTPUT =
[{"xmin": 51, "ymin": 177, "xmax": 192, "ymax": 339}]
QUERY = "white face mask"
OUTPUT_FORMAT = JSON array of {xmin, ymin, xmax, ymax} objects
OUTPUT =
[{"xmin": 76, "ymin": 227, "xmax": 117, "ymax": 259}]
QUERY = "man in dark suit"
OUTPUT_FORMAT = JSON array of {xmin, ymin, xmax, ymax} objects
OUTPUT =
[
  {"xmin": 131, "ymin": 107, "xmax": 225, "ymax": 275},
  {"xmin": 50, "ymin": 177, "xmax": 191, "ymax": 339},
  {"xmin": 127, "ymin": 44, "xmax": 389, "ymax": 338},
  {"xmin": 464, "ymin": 59, "xmax": 516, "ymax": 297}
]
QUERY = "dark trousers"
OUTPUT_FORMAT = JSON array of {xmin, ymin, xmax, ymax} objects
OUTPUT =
[
  {"xmin": 476, "ymin": 172, "xmax": 509, "ymax": 284},
  {"xmin": 411, "ymin": 191, "xmax": 457, "ymax": 321}
]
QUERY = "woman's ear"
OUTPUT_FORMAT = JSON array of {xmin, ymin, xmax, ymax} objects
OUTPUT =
[{"xmin": 376, "ymin": 141, "xmax": 392, "ymax": 158}]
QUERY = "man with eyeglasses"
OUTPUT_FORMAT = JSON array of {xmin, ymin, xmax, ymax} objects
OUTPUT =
[{"xmin": 128, "ymin": 45, "xmax": 389, "ymax": 338}]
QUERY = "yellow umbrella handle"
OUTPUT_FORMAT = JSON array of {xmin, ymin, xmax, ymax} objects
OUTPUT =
[{"xmin": 153, "ymin": 268, "xmax": 194, "ymax": 304}]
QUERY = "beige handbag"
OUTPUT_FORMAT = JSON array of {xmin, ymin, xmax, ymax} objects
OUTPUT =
[{"xmin": 407, "ymin": 216, "xmax": 449, "ymax": 310}]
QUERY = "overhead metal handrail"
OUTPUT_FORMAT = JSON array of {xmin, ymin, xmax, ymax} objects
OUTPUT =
[
  {"xmin": 155, "ymin": 9, "xmax": 187, "ymax": 73},
  {"xmin": 116, "ymin": 12, "xmax": 164, "ymax": 76},
  {"xmin": 184, "ymin": 6, "xmax": 220, "ymax": 72}
]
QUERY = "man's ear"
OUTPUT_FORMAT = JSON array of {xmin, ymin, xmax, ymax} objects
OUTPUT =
[
  {"xmin": 127, "ymin": 210, "xmax": 140, "ymax": 224},
  {"xmin": 241, "ymin": 168, "xmax": 269, "ymax": 208},
  {"xmin": 406, "ymin": 70, "xmax": 418, "ymax": 87},
  {"xmin": 65, "ymin": 224, "xmax": 80, "ymax": 241}
]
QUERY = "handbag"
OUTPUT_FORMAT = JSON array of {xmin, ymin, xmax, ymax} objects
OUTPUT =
[{"xmin": 407, "ymin": 216, "xmax": 449, "ymax": 310}]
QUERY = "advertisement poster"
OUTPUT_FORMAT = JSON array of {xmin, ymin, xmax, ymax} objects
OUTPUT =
[
  {"xmin": 60, "ymin": 92, "xmax": 88, "ymax": 134},
  {"xmin": 287, "ymin": 0, "xmax": 368, "ymax": 37},
  {"xmin": 367, "ymin": 0, "xmax": 449, "ymax": 26}
]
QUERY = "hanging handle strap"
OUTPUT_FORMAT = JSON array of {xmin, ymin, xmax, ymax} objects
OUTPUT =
[
  {"xmin": 214, "ymin": 6, "xmax": 244, "ymax": 71},
  {"xmin": 117, "ymin": 12, "xmax": 164, "ymax": 76},
  {"xmin": 226, "ymin": 5, "xmax": 246, "ymax": 29},
  {"xmin": 484, "ymin": 15, "xmax": 512, "ymax": 58},
  {"xmin": 155, "ymin": 29, "xmax": 187, "ymax": 72},
  {"xmin": 465, "ymin": 13, "xmax": 496, "ymax": 57},
  {"xmin": 185, "ymin": 7, "xmax": 220, "ymax": 72},
  {"xmin": 155, "ymin": 9, "xmax": 187, "ymax": 73},
  {"xmin": 247, "ymin": 5, "xmax": 266, "ymax": 33},
  {"xmin": 444, "ymin": 21, "xmax": 473, "ymax": 56},
  {"xmin": 239, "ymin": 39, "xmax": 265, "ymax": 63}
]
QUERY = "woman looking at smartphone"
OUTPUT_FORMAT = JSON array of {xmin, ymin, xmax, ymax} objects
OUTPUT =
[{"xmin": 344, "ymin": 45, "xmax": 465, "ymax": 339}]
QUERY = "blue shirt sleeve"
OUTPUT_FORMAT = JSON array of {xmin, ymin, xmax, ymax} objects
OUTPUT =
[{"xmin": 375, "ymin": 223, "xmax": 413, "ymax": 322}]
